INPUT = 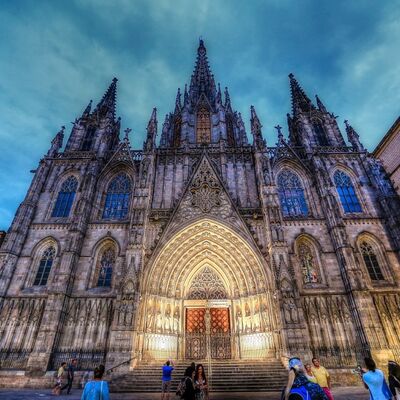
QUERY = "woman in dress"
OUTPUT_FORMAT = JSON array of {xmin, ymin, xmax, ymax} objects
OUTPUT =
[
  {"xmin": 81, "ymin": 366, "xmax": 110, "ymax": 400},
  {"xmin": 362, "ymin": 357, "xmax": 392, "ymax": 400},
  {"xmin": 283, "ymin": 357, "xmax": 328, "ymax": 400},
  {"xmin": 388, "ymin": 361, "xmax": 400, "ymax": 400},
  {"xmin": 305, "ymin": 363, "xmax": 318, "ymax": 384},
  {"xmin": 194, "ymin": 364, "xmax": 209, "ymax": 400}
]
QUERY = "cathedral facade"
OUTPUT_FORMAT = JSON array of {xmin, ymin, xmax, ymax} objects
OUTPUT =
[{"xmin": 1, "ymin": 40, "xmax": 400, "ymax": 376}]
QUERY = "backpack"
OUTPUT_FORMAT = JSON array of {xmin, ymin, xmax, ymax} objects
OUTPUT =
[{"xmin": 176, "ymin": 377, "xmax": 187, "ymax": 398}]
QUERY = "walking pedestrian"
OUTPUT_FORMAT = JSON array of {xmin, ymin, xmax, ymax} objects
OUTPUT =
[
  {"xmin": 161, "ymin": 359, "xmax": 174, "ymax": 400},
  {"xmin": 60, "ymin": 358, "xmax": 78, "ymax": 395},
  {"xmin": 194, "ymin": 364, "xmax": 208, "ymax": 400},
  {"xmin": 81, "ymin": 366, "xmax": 110, "ymax": 400},
  {"xmin": 361, "ymin": 357, "xmax": 392, "ymax": 400},
  {"xmin": 388, "ymin": 361, "xmax": 400, "ymax": 399},
  {"xmin": 52, "ymin": 362, "xmax": 67, "ymax": 396},
  {"xmin": 312, "ymin": 358, "xmax": 334, "ymax": 400},
  {"xmin": 283, "ymin": 357, "xmax": 328, "ymax": 400}
]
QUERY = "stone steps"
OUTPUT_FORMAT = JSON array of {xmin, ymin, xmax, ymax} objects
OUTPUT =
[{"xmin": 109, "ymin": 360, "xmax": 287, "ymax": 392}]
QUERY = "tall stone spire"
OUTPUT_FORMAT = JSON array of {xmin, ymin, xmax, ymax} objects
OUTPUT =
[
  {"xmin": 288, "ymin": 73, "xmax": 314, "ymax": 115},
  {"xmin": 345, "ymin": 120, "xmax": 365, "ymax": 152},
  {"xmin": 188, "ymin": 39, "xmax": 217, "ymax": 105},
  {"xmin": 82, "ymin": 99, "xmax": 93, "ymax": 117},
  {"xmin": 315, "ymin": 95, "xmax": 327, "ymax": 113},
  {"xmin": 250, "ymin": 105, "xmax": 265, "ymax": 151},
  {"xmin": 95, "ymin": 77, "xmax": 118, "ymax": 120},
  {"xmin": 144, "ymin": 107, "xmax": 157, "ymax": 151},
  {"xmin": 174, "ymin": 88, "xmax": 182, "ymax": 113}
]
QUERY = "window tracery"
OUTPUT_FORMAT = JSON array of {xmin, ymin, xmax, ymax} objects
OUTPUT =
[
  {"xmin": 360, "ymin": 241, "xmax": 384, "ymax": 281},
  {"xmin": 277, "ymin": 170, "xmax": 308, "ymax": 217},
  {"xmin": 52, "ymin": 176, "xmax": 78, "ymax": 218},
  {"xmin": 102, "ymin": 173, "xmax": 131, "ymax": 220},
  {"xmin": 187, "ymin": 267, "xmax": 227, "ymax": 299},
  {"xmin": 96, "ymin": 247, "xmax": 115, "ymax": 287},
  {"xmin": 334, "ymin": 171, "xmax": 362, "ymax": 213},
  {"xmin": 196, "ymin": 106, "xmax": 211, "ymax": 143},
  {"xmin": 33, "ymin": 246, "xmax": 56, "ymax": 286}
]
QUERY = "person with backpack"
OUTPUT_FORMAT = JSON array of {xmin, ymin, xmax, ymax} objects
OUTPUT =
[{"xmin": 176, "ymin": 366, "xmax": 196, "ymax": 400}]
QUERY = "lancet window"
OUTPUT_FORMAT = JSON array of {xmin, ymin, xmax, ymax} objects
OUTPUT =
[
  {"xmin": 196, "ymin": 106, "xmax": 211, "ymax": 143},
  {"xmin": 81, "ymin": 126, "xmax": 96, "ymax": 151},
  {"xmin": 360, "ymin": 241, "xmax": 384, "ymax": 281},
  {"xmin": 33, "ymin": 246, "xmax": 56, "ymax": 286},
  {"xmin": 102, "ymin": 173, "xmax": 131, "ymax": 220},
  {"xmin": 277, "ymin": 170, "xmax": 308, "ymax": 217},
  {"xmin": 52, "ymin": 176, "xmax": 78, "ymax": 218},
  {"xmin": 334, "ymin": 171, "xmax": 362, "ymax": 213},
  {"xmin": 96, "ymin": 247, "xmax": 115, "ymax": 288},
  {"xmin": 312, "ymin": 121, "xmax": 329, "ymax": 146}
]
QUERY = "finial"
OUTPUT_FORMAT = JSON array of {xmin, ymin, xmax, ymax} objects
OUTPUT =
[
  {"xmin": 124, "ymin": 127, "xmax": 132, "ymax": 141},
  {"xmin": 274, "ymin": 125, "xmax": 284, "ymax": 141}
]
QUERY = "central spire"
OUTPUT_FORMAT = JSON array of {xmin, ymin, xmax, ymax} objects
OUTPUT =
[{"xmin": 188, "ymin": 39, "xmax": 217, "ymax": 106}]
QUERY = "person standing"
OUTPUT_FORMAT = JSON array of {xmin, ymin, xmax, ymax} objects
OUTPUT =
[
  {"xmin": 305, "ymin": 363, "xmax": 318, "ymax": 384},
  {"xmin": 52, "ymin": 362, "xmax": 67, "ymax": 396},
  {"xmin": 283, "ymin": 357, "xmax": 328, "ymax": 400},
  {"xmin": 182, "ymin": 366, "xmax": 196, "ymax": 400},
  {"xmin": 194, "ymin": 364, "xmax": 208, "ymax": 400},
  {"xmin": 61, "ymin": 358, "xmax": 78, "ymax": 395},
  {"xmin": 81, "ymin": 366, "xmax": 110, "ymax": 400},
  {"xmin": 161, "ymin": 359, "xmax": 174, "ymax": 400},
  {"xmin": 388, "ymin": 361, "xmax": 400, "ymax": 399},
  {"xmin": 361, "ymin": 357, "xmax": 392, "ymax": 400},
  {"xmin": 312, "ymin": 358, "xmax": 334, "ymax": 400}
]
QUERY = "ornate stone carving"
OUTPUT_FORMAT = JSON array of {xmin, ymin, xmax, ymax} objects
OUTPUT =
[{"xmin": 187, "ymin": 266, "xmax": 227, "ymax": 299}]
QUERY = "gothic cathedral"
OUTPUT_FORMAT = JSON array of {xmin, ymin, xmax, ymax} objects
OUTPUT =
[{"xmin": 1, "ymin": 40, "xmax": 400, "ymax": 378}]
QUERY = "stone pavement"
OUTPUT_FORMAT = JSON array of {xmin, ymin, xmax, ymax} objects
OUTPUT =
[{"xmin": 0, "ymin": 387, "xmax": 368, "ymax": 400}]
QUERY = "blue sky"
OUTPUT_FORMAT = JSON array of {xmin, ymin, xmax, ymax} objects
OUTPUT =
[{"xmin": 0, "ymin": 0, "xmax": 399, "ymax": 230}]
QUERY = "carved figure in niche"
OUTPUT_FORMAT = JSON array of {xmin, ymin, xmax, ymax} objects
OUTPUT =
[
  {"xmin": 156, "ymin": 301, "xmax": 163, "ymax": 332},
  {"xmin": 173, "ymin": 306, "xmax": 180, "ymax": 333},
  {"xmin": 235, "ymin": 305, "xmax": 243, "ymax": 333},
  {"xmin": 164, "ymin": 304, "xmax": 171, "ymax": 332},
  {"xmin": 146, "ymin": 299, "xmax": 155, "ymax": 332},
  {"xmin": 245, "ymin": 303, "xmax": 252, "ymax": 333},
  {"xmin": 253, "ymin": 299, "xmax": 261, "ymax": 331},
  {"xmin": 283, "ymin": 296, "xmax": 299, "ymax": 324}
]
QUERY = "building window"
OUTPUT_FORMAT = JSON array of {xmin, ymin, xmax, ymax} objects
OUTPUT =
[
  {"xmin": 51, "ymin": 176, "xmax": 78, "ymax": 218},
  {"xmin": 81, "ymin": 126, "xmax": 96, "ymax": 151},
  {"xmin": 277, "ymin": 170, "xmax": 308, "ymax": 217},
  {"xmin": 196, "ymin": 106, "xmax": 211, "ymax": 143},
  {"xmin": 102, "ymin": 174, "xmax": 131, "ymax": 220},
  {"xmin": 360, "ymin": 241, "xmax": 384, "ymax": 281},
  {"xmin": 334, "ymin": 171, "xmax": 362, "ymax": 213},
  {"xmin": 298, "ymin": 243, "xmax": 319, "ymax": 284},
  {"xmin": 312, "ymin": 121, "xmax": 329, "ymax": 146},
  {"xmin": 96, "ymin": 247, "xmax": 115, "ymax": 287},
  {"xmin": 174, "ymin": 116, "xmax": 181, "ymax": 147},
  {"xmin": 33, "ymin": 246, "xmax": 56, "ymax": 286}
]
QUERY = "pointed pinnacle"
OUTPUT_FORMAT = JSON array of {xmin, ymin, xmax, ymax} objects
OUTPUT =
[
  {"xmin": 83, "ymin": 99, "xmax": 92, "ymax": 116},
  {"xmin": 315, "ymin": 95, "xmax": 327, "ymax": 113},
  {"xmin": 288, "ymin": 73, "xmax": 314, "ymax": 114},
  {"xmin": 96, "ymin": 77, "xmax": 118, "ymax": 119}
]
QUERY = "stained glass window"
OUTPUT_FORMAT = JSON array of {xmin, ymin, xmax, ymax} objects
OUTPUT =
[
  {"xmin": 102, "ymin": 174, "xmax": 131, "ymax": 220},
  {"xmin": 51, "ymin": 176, "xmax": 78, "ymax": 218},
  {"xmin": 33, "ymin": 246, "xmax": 55, "ymax": 286},
  {"xmin": 334, "ymin": 171, "xmax": 362, "ymax": 213},
  {"xmin": 360, "ymin": 241, "xmax": 384, "ymax": 281},
  {"xmin": 298, "ymin": 243, "xmax": 319, "ymax": 284},
  {"xmin": 312, "ymin": 121, "xmax": 329, "ymax": 146},
  {"xmin": 97, "ymin": 247, "xmax": 115, "ymax": 287},
  {"xmin": 196, "ymin": 107, "xmax": 211, "ymax": 143},
  {"xmin": 277, "ymin": 170, "xmax": 308, "ymax": 217},
  {"xmin": 81, "ymin": 126, "xmax": 96, "ymax": 151}
]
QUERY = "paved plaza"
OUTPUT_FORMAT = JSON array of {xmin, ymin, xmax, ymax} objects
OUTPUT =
[{"xmin": 0, "ymin": 387, "xmax": 368, "ymax": 400}]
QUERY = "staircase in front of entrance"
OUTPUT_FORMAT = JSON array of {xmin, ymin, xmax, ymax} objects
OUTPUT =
[{"xmin": 109, "ymin": 359, "xmax": 287, "ymax": 392}]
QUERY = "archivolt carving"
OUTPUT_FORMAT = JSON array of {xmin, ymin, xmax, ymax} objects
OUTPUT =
[
  {"xmin": 187, "ymin": 266, "xmax": 227, "ymax": 299},
  {"xmin": 143, "ymin": 219, "xmax": 273, "ymax": 299}
]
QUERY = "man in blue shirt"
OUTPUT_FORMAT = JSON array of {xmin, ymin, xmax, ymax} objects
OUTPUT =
[{"xmin": 161, "ymin": 359, "xmax": 174, "ymax": 400}]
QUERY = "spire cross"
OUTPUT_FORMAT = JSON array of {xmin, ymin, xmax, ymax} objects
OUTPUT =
[
  {"xmin": 274, "ymin": 125, "xmax": 283, "ymax": 138},
  {"xmin": 124, "ymin": 128, "xmax": 132, "ymax": 140}
]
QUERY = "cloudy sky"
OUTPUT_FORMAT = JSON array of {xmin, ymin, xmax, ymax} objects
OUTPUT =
[{"xmin": 0, "ymin": 0, "xmax": 399, "ymax": 230}]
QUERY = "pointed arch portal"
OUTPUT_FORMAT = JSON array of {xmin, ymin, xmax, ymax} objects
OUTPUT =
[{"xmin": 137, "ymin": 218, "xmax": 279, "ymax": 361}]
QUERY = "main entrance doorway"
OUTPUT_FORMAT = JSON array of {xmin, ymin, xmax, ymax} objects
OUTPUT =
[{"xmin": 185, "ymin": 307, "xmax": 231, "ymax": 359}]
